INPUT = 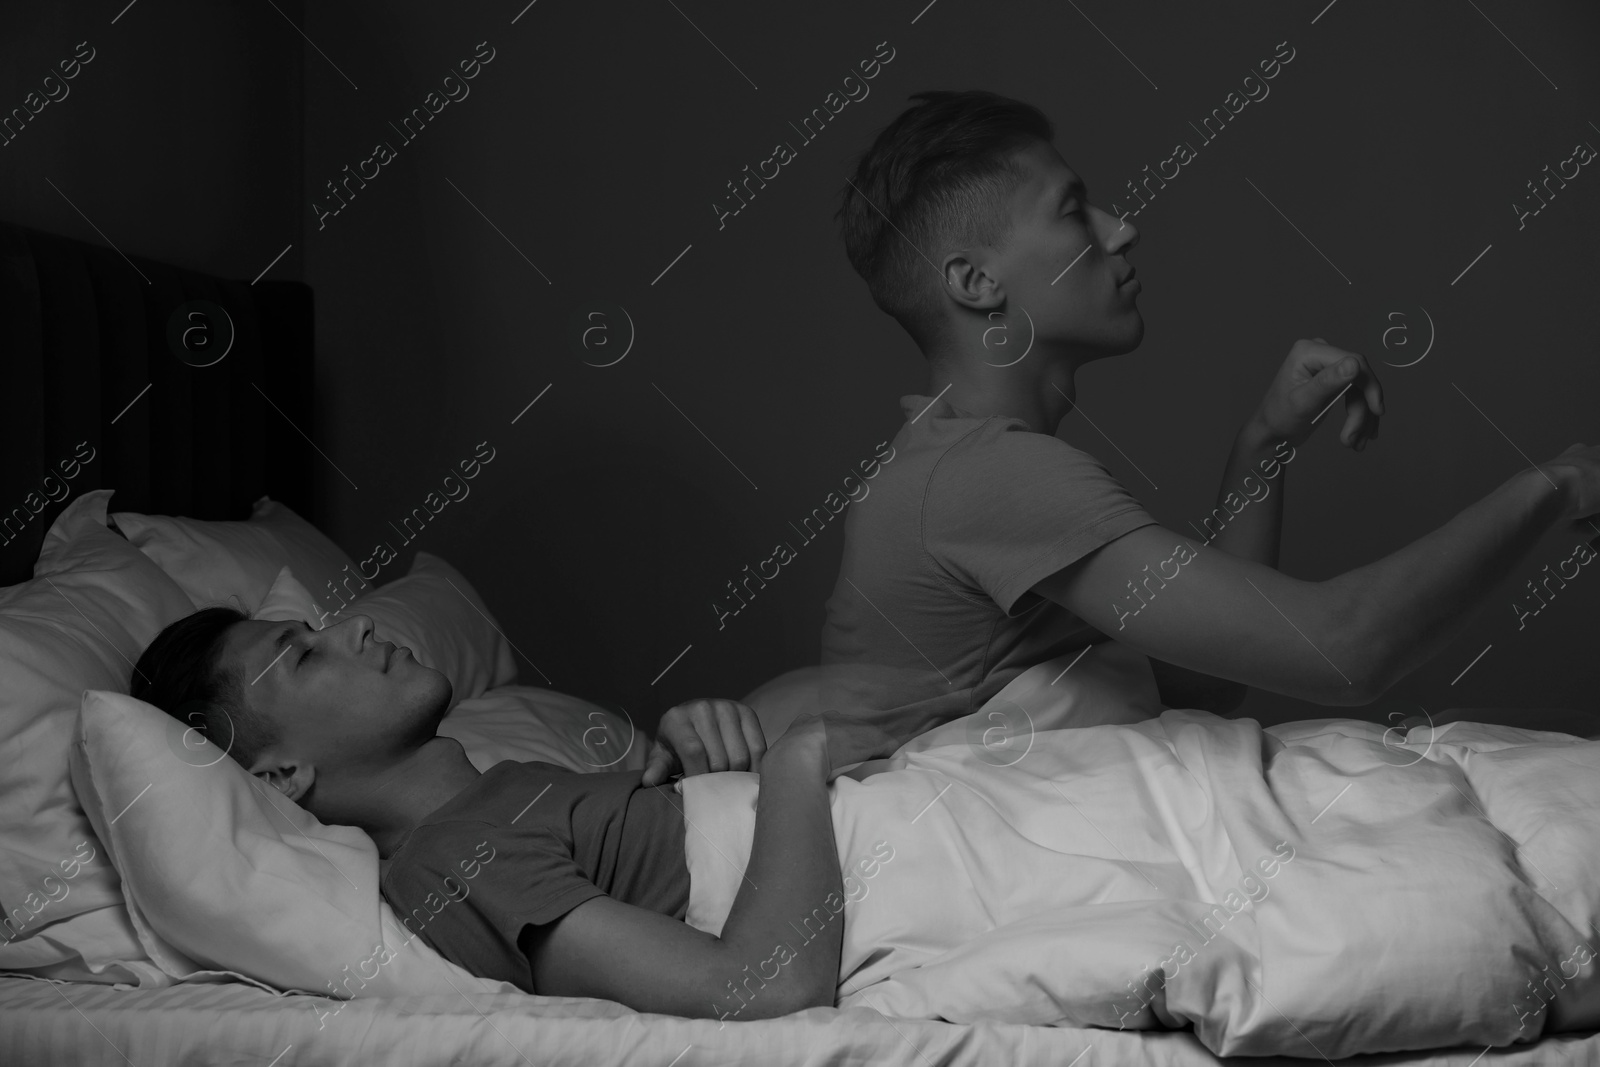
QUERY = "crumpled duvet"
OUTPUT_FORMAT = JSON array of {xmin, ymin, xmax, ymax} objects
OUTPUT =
[{"xmin": 680, "ymin": 649, "xmax": 1600, "ymax": 1059}]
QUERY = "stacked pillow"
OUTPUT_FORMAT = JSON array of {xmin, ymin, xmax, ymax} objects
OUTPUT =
[
  {"xmin": 112, "ymin": 496, "xmax": 365, "ymax": 617},
  {"xmin": 0, "ymin": 490, "xmax": 194, "ymax": 982}
]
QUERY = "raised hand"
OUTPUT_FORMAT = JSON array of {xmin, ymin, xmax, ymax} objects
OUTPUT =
[
  {"xmin": 1251, "ymin": 337, "xmax": 1385, "ymax": 452},
  {"xmin": 1540, "ymin": 443, "xmax": 1600, "ymax": 522}
]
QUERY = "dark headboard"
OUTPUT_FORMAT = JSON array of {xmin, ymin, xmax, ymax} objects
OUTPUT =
[{"xmin": 0, "ymin": 221, "xmax": 316, "ymax": 585}]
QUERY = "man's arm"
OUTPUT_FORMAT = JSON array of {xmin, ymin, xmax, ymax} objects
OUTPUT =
[
  {"xmin": 1207, "ymin": 337, "xmax": 1385, "ymax": 568},
  {"xmin": 524, "ymin": 714, "xmax": 899, "ymax": 1019},
  {"xmin": 1145, "ymin": 422, "xmax": 1292, "ymax": 710},
  {"xmin": 1143, "ymin": 341, "xmax": 1382, "ymax": 712},
  {"xmin": 1033, "ymin": 456, "xmax": 1592, "ymax": 705},
  {"xmin": 1145, "ymin": 423, "xmax": 1288, "ymax": 711}
]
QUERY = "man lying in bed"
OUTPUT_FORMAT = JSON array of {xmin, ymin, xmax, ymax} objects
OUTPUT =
[
  {"xmin": 821, "ymin": 88, "xmax": 1600, "ymax": 740},
  {"xmin": 132, "ymin": 609, "xmax": 895, "ymax": 1019},
  {"xmin": 130, "ymin": 582, "xmax": 1600, "ymax": 1041}
]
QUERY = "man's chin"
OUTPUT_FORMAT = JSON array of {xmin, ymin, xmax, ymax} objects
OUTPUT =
[
  {"xmin": 430, "ymin": 678, "xmax": 455, "ymax": 723},
  {"xmin": 1102, "ymin": 314, "xmax": 1144, "ymax": 354},
  {"xmin": 407, "ymin": 667, "xmax": 455, "ymax": 732},
  {"xmin": 1058, "ymin": 324, "xmax": 1142, "ymax": 359}
]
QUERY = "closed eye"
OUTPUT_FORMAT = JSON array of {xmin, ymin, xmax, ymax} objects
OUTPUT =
[
  {"xmin": 1056, "ymin": 179, "xmax": 1088, "ymax": 218},
  {"xmin": 296, "ymin": 620, "xmax": 315, "ymax": 667}
]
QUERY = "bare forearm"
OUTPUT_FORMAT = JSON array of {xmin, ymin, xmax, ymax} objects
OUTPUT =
[
  {"xmin": 1335, "ymin": 467, "xmax": 1571, "ymax": 694},
  {"xmin": 527, "ymin": 736, "xmax": 854, "ymax": 1020},
  {"xmin": 715, "ymin": 736, "xmax": 840, "ymax": 1015},
  {"xmin": 1208, "ymin": 420, "xmax": 1288, "ymax": 568},
  {"xmin": 1150, "ymin": 422, "xmax": 1287, "ymax": 710}
]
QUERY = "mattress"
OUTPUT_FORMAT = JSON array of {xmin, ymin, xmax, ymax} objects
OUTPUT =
[{"xmin": 1, "ymin": 974, "xmax": 1597, "ymax": 1066}]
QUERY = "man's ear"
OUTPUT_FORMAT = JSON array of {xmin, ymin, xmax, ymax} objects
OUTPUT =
[
  {"xmin": 249, "ymin": 754, "xmax": 315, "ymax": 804},
  {"xmin": 940, "ymin": 250, "xmax": 1005, "ymax": 313}
]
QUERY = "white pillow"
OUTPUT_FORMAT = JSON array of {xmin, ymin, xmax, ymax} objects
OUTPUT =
[
  {"xmin": 68, "ymin": 689, "xmax": 517, "ymax": 997},
  {"xmin": 0, "ymin": 489, "xmax": 193, "ymax": 978},
  {"xmin": 256, "ymin": 555, "xmax": 514, "ymax": 706},
  {"xmin": 252, "ymin": 563, "xmax": 321, "ymax": 623},
  {"xmin": 256, "ymin": 565, "xmax": 638, "ymax": 773},
  {"xmin": 112, "ymin": 497, "xmax": 362, "ymax": 615}
]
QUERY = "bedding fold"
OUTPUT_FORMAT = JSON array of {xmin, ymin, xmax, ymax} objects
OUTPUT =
[{"xmin": 682, "ymin": 707, "xmax": 1600, "ymax": 1059}]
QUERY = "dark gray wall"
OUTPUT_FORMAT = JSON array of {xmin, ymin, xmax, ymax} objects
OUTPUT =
[
  {"xmin": 0, "ymin": 1, "xmax": 303, "ymax": 281},
  {"xmin": 303, "ymin": 1, "xmax": 1600, "ymax": 732}
]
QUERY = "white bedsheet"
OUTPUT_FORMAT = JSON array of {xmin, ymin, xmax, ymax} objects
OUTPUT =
[{"xmin": 682, "ymin": 707, "xmax": 1600, "ymax": 1059}]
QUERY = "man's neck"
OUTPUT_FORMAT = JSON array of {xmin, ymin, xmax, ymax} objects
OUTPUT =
[
  {"xmin": 925, "ymin": 341, "xmax": 1087, "ymax": 434},
  {"xmin": 336, "ymin": 737, "xmax": 483, "ymax": 860}
]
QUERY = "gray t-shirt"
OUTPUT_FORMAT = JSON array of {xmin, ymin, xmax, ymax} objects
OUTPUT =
[
  {"xmin": 819, "ymin": 393, "xmax": 1160, "ymax": 738},
  {"xmin": 379, "ymin": 761, "xmax": 689, "ymax": 993}
]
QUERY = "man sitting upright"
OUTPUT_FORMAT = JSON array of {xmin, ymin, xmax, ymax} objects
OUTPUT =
[{"xmin": 819, "ymin": 89, "xmax": 1595, "ymax": 741}]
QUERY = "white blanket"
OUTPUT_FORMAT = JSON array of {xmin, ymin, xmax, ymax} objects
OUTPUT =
[{"xmin": 681, "ymin": 649, "xmax": 1600, "ymax": 1059}]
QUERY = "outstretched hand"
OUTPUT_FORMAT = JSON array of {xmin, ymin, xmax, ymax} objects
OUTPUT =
[
  {"xmin": 1541, "ymin": 443, "xmax": 1600, "ymax": 523},
  {"xmin": 640, "ymin": 698, "xmax": 767, "ymax": 787},
  {"xmin": 1252, "ymin": 338, "xmax": 1385, "ymax": 451}
]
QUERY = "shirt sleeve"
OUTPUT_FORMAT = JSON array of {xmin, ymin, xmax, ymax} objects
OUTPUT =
[
  {"xmin": 381, "ymin": 820, "xmax": 606, "ymax": 988},
  {"xmin": 923, "ymin": 421, "xmax": 1160, "ymax": 615}
]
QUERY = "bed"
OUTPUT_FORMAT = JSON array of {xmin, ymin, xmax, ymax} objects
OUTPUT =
[
  {"xmin": 4, "ymin": 221, "xmax": 1600, "ymax": 1066},
  {"xmin": 12, "ymin": 976, "xmax": 1600, "ymax": 1067}
]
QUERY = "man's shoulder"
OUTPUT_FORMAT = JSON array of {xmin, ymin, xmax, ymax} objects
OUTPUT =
[
  {"xmin": 851, "ymin": 403, "xmax": 1106, "ymax": 530},
  {"xmin": 888, "ymin": 397, "xmax": 1039, "ymax": 473},
  {"xmin": 924, "ymin": 419, "xmax": 1102, "ymax": 493}
]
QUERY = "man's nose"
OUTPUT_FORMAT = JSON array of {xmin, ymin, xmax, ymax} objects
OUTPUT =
[
  {"xmin": 1101, "ymin": 208, "xmax": 1138, "ymax": 250},
  {"xmin": 335, "ymin": 613, "xmax": 375, "ymax": 647}
]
